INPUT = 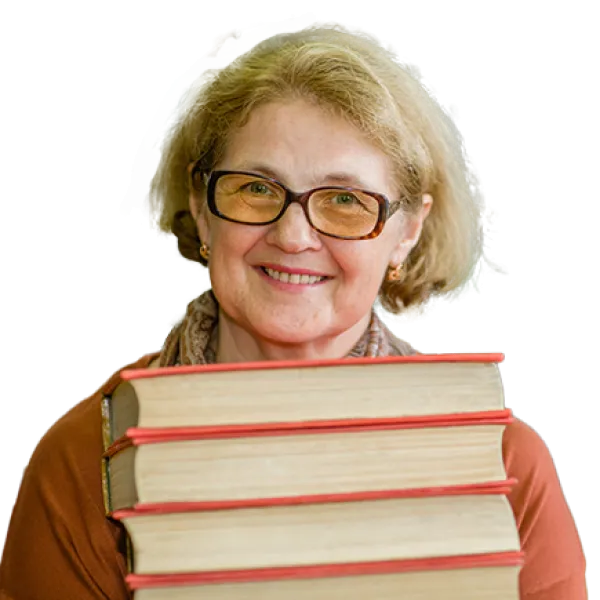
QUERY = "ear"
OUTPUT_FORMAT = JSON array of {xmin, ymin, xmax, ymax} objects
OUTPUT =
[{"xmin": 389, "ymin": 193, "xmax": 433, "ymax": 265}]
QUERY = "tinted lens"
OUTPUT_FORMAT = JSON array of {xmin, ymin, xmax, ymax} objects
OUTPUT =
[
  {"xmin": 214, "ymin": 173, "xmax": 285, "ymax": 223},
  {"xmin": 308, "ymin": 189, "xmax": 380, "ymax": 238}
]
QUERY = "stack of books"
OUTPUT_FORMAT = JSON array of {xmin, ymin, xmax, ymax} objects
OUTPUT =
[{"xmin": 102, "ymin": 353, "xmax": 524, "ymax": 599}]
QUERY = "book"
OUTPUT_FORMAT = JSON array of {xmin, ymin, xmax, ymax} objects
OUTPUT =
[
  {"xmin": 128, "ymin": 553, "xmax": 523, "ymax": 599},
  {"xmin": 103, "ymin": 353, "xmax": 505, "ymax": 445},
  {"xmin": 113, "ymin": 486, "xmax": 521, "ymax": 575},
  {"xmin": 103, "ymin": 412, "xmax": 511, "ymax": 512}
]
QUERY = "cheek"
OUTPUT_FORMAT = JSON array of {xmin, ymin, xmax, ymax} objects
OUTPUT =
[
  {"xmin": 208, "ymin": 225, "xmax": 273, "ymax": 310},
  {"xmin": 330, "ymin": 241, "xmax": 390, "ymax": 286},
  {"xmin": 211, "ymin": 223, "xmax": 264, "ymax": 262}
]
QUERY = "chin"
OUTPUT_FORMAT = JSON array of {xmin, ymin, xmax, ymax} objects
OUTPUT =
[{"xmin": 249, "ymin": 314, "xmax": 330, "ymax": 347}]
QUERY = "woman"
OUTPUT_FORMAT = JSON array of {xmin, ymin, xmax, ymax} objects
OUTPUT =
[{"xmin": 0, "ymin": 26, "xmax": 586, "ymax": 599}]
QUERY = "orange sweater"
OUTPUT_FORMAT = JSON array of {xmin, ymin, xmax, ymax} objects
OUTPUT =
[{"xmin": 0, "ymin": 353, "xmax": 587, "ymax": 599}]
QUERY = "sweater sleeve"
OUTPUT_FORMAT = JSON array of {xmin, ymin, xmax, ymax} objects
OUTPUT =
[
  {"xmin": 503, "ymin": 418, "xmax": 587, "ymax": 599},
  {"xmin": 0, "ymin": 394, "xmax": 130, "ymax": 599},
  {"xmin": 0, "ymin": 355, "xmax": 157, "ymax": 600}
]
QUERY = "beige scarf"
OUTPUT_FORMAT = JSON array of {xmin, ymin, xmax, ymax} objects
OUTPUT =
[{"xmin": 159, "ymin": 290, "xmax": 416, "ymax": 366}]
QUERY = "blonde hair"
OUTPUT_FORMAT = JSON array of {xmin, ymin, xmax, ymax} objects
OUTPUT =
[{"xmin": 149, "ymin": 25, "xmax": 484, "ymax": 313}]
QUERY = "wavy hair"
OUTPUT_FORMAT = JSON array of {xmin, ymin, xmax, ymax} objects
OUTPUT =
[{"xmin": 149, "ymin": 25, "xmax": 484, "ymax": 313}]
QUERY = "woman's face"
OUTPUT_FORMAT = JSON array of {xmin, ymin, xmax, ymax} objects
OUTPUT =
[{"xmin": 193, "ymin": 99, "xmax": 431, "ymax": 356}]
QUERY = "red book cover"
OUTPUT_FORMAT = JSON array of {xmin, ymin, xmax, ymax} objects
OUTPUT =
[
  {"xmin": 121, "ymin": 352, "xmax": 504, "ymax": 381},
  {"xmin": 111, "ymin": 478, "xmax": 517, "ymax": 519},
  {"xmin": 126, "ymin": 551, "xmax": 525, "ymax": 590}
]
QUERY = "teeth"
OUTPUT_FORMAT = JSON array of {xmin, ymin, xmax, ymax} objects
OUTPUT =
[{"xmin": 264, "ymin": 268, "xmax": 325, "ymax": 285}]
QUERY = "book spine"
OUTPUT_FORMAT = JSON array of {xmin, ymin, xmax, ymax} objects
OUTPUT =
[
  {"xmin": 100, "ymin": 396, "xmax": 113, "ymax": 516},
  {"xmin": 126, "ymin": 531, "xmax": 135, "ymax": 574},
  {"xmin": 101, "ymin": 395, "xmax": 135, "ymax": 571}
]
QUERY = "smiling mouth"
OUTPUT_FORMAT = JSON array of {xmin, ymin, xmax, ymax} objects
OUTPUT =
[{"xmin": 260, "ymin": 267, "xmax": 329, "ymax": 285}]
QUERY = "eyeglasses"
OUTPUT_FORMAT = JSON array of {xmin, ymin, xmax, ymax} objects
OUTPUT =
[{"xmin": 191, "ymin": 167, "xmax": 402, "ymax": 240}]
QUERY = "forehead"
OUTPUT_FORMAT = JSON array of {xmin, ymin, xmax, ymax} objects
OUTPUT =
[{"xmin": 218, "ymin": 99, "xmax": 396, "ymax": 193}]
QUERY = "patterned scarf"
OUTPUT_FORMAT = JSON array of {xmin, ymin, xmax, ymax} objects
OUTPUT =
[{"xmin": 159, "ymin": 290, "xmax": 416, "ymax": 366}]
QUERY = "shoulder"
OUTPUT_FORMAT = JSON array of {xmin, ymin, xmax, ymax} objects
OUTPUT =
[
  {"xmin": 502, "ymin": 417, "xmax": 557, "ymax": 489},
  {"xmin": 502, "ymin": 416, "xmax": 572, "ymax": 532},
  {"xmin": 32, "ymin": 352, "xmax": 158, "ymax": 456},
  {"xmin": 30, "ymin": 352, "xmax": 159, "ymax": 474},
  {"xmin": 502, "ymin": 416, "xmax": 577, "ymax": 522}
]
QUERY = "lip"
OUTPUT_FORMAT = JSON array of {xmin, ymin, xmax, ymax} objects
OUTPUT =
[{"xmin": 258, "ymin": 263, "xmax": 332, "ymax": 278}]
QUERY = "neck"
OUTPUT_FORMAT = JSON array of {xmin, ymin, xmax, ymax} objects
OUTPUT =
[{"xmin": 215, "ymin": 309, "xmax": 372, "ymax": 364}]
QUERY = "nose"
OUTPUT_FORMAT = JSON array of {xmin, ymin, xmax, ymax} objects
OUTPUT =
[{"xmin": 264, "ymin": 203, "xmax": 322, "ymax": 253}]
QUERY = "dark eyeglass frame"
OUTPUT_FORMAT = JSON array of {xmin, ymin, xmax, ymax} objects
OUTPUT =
[{"xmin": 191, "ymin": 164, "xmax": 403, "ymax": 240}]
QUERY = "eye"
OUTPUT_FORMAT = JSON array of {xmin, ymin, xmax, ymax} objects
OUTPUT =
[
  {"xmin": 332, "ymin": 193, "xmax": 359, "ymax": 205},
  {"xmin": 246, "ymin": 181, "xmax": 275, "ymax": 195}
]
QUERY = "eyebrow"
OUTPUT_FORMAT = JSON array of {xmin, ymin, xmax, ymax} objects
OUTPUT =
[{"xmin": 234, "ymin": 163, "xmax": 375, "ymax": 191}]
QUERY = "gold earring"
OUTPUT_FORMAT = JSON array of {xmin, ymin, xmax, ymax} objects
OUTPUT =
[
  {"xmin": 386, "ymin": 263, "xmax": 404, "ymax": 282},
  {"xmin": 199, "ymin": 243, "xmax": 210, "ymax": 261}
]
